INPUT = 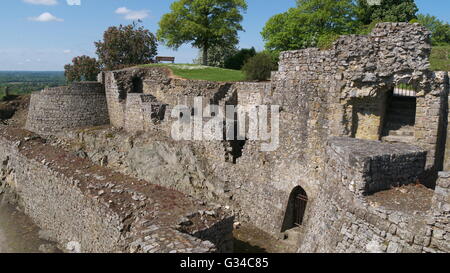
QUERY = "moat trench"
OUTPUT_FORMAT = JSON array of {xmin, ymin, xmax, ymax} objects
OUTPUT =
[
  {"xmin": 0, "ymin": 198, "xmax": 292, "ymax": 253},
  {"xmin": 0, "ymin": 198, "xmax": 58, "ymax": 253}
]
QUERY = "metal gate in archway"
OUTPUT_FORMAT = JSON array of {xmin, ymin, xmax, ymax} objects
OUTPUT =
[{"xmin": 294, "ymin": 191, "xmax": 308, "ymax": 226}]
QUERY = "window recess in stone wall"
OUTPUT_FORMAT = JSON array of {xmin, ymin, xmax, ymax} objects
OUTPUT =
[
  {"xmin": 131, "ymin": 77, "xmax": 144, "ymax": 94},
  {"xmin": 381, "ymin": 84, "xmax": 417, "ymax": 144}
]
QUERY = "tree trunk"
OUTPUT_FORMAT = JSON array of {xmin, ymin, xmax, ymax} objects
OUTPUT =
[
  {"xmin": 4, "ymin": 86, "xmax": 9, "ymax": 97},
  {"xmin": 202, "ymin": 44, "xmax": 209, "ymax": 66}
]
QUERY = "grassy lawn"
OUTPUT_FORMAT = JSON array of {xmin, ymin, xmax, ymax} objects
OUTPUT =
[
  {"xmin": 430, "ymin": 45, "xmax": 450, "ymax": 71},
  {"xmin": 141, "ymin": 63, "xmax": 246, "ymax": 82}
]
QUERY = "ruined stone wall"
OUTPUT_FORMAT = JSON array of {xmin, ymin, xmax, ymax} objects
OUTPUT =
[
  {"xmin": 95, "ymin": 24, "xmax": 449, "ymax": 248},
  {"xmin": 25, "ymin": 82, "xmax": 109, "ymax": 135},
  {"xmin": 0, "ymin": 126, "xmax": 233, "ymax": 253},
  {"xmin": 415, "ymin": 72, "xmax": 449, "ymax": 170},
  {"xmin": 103, "ymin": 67, "xmax": 237, "ymax": 132},
  {"xmin": 220, "ymin": 23, "xmax": 450, "ymax": 236},
  {"xmin": 429, "ymin": 172, "xmax": 450, "ymax": 252},
  {"xmin": 103, "ymin": 67, "xmax": 170, "ymax": 128},
  {"xmin": 296, "ymin": 137, "xmax": 447, "ymax": 253},
  {"xmin": 443, "ymin": 73, "xmax": 450, "ymax": 171},
  {"xmin": 103, "ymin": 67, "xmax": 272, "ymax": 137}
]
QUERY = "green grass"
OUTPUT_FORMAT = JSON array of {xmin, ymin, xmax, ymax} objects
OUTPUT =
[
  {"xmin": 430, "ymin": 45, "xmax": 450, "ymax": 71},
  {"xmin": 140, "ymin": 63, "xmax": 245, "ymax": 82}
]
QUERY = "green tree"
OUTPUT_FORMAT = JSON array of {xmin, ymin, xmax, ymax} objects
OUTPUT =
[
  {"xmin": 64, "ymin": 55, "xmax": 100, "ymax": 82},
  {"xmin": 242, "ymin": 52, "xmax": 278, "ymax": 81},
  {"xmin": 95, "ymin": 22, "xmax": 158, "ymax": 70},
  {"xmin": 415, "ymin": 14, "xmax": 450, "ymax": 45},
  {"xmin": 224, "ymin": 47, "xmax": 256, "ymax": 70},
  {"xmin": 355, "ymin": 0, "xmax": 418, "ymax": 25},
  {"xmin": 157, "ymin": 0, "xmax": 248, "ymax": 66},
  {"xmin": 261, "ymin": 0, "xmax": 359, "ymax": 52}
]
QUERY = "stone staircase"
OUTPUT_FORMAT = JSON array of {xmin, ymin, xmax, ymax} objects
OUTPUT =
[{"xmin": 382, "ymin": 96, "xmax": 416, "ymax": 144}]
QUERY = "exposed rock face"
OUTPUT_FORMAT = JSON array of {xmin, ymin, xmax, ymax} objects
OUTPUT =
[{"xmin": 57, "ymin": 128, "xmax": 229, "ymax": 202}]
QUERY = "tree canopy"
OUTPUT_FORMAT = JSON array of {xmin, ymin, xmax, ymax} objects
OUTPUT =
[
  {"xmin": 261, "ymin": 0, "xmax": 424, "ymax": 52},
  {"xmin": 416, "ymin": 14, "xmax": 450, "ymax": 45},
  {"xmin": 261, "ymin": 0, "xmax": 359, "ymax": 52},
  {"xmin": 95, "ymin": 22, "xmax": 158, "ymax": 71},
  {"xmin": 157, "ymin": 0, "xmax": 247, "ymax": 66},
  {"xmin": 64, "ymin": 55, "xmax": 100, "ymax": 82},
  {"xmin": 356, "ymin": 0, "xmax": 418, "ymax": 25}
]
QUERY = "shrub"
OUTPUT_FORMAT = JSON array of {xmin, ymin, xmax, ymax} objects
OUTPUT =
[
  {"xmin": 242, "ymin": 52, "xmax": 277, "ymax": 81},
  {"xmin": 224, "ymin": 47, "xmax": 256, "ymax": 70},
  {"xmin": 64, "ymin": 55, "xmax": 100, "ymax": 82}
]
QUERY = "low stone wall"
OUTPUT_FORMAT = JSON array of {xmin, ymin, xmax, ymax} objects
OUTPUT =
[
  {"xmin": 327, "ymin": 137, "xmax": 426, "ymax": 195},
  {"xmin": 0, "ymin": 126, "xmax": 233, "ymax": 253},
  {"xmin": 25, "ymin": 82, "xmax": 109, "ymax": 134},
  {"xmin": 102, "ymin": 66, "xmax": 272, "ymax": 135},
  {"xmin": 428, "ymin": 172, "xmax": 450, "ymax": 252}
]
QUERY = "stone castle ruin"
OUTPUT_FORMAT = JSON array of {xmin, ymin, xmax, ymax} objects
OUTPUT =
[{"xmin": 1, "ymin": 23, "xmax": 448, "ymax": 253}]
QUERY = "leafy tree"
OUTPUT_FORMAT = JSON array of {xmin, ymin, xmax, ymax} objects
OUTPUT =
[
  {"xmin": 261, "ymin": 0, "xmax": 359, "ymax": 52},
  {"xmin": 194, "ymin": 44, "xmax": 238, "ymax": 68},
  {"xmin": 157, "ymin": 0, "xmax": 248, "ymax": 66},
  {"xmin": 224, "ymin": 47, "xmax": 256, "ymax": 70},
  {"xmin": 242, "ymin": 52, "xmax": 278, "ymax": 81},
  {"xmin": 95, "ymin": 22, "xmax": 158, "ymax": 70},
  {"xmin": 64, "ymin": 55, "xmax": 100, "ymax": 82},
  {"xmin": 355, "ymin": 0, "xmax": 418, "ymax": 25},
  {"xmin": 415, "ymin": 14, "xmax": 450, "ymax": 45}
]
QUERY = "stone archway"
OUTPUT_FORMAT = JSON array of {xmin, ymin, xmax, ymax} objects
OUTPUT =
[{"xmin": 281, "ymin": 186, "xmax": 308, "ymax": 233}]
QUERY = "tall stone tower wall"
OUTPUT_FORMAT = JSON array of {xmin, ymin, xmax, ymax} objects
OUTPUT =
[{"xmin": 25, "ymin": 82, "xmax": 110, "ymax": 134}]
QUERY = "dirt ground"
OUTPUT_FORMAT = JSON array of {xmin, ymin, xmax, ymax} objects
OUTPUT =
[
  {"xmin": 233, "ymin": 223, "xmax": 297, "ymax": 253},
  {"xmin": 0, "ymin": 95, "xmax": 30, "ymax": 127},
  {"xmin": 367, "ymin": 184, "xmax": 434, "ymax": 214}
]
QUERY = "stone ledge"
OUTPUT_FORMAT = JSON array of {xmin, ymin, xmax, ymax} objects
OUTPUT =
[{"xmin": 327, "ymin": 137, "xmax": 426, "ymax": 195}]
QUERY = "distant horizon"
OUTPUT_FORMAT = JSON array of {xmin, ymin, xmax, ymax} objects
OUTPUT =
[
  {"xmin": 1, "ymin": 0, "xmax": 449, "ymax": 71},
  {"xmin": 0, "ymin": 70, "xmax": 64, "ymax": 72}
]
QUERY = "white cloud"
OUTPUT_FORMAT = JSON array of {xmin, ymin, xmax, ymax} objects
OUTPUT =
[
  {"xmin": 66, "ymin": 0, "xmax": 81, "ymax": 6},
  {"xmin": 63, "ymin": 49, "xmax": 71, "ymax": 54},
  {"xmin": 28, "ymin": 12, "xmax": 64, "ymax": 22},
  {"xmin": 23, "ymin": 0, "xmax": 58, "ymax": 5},
  {"xmin": 115, "ymin": 7, "xmax": 131, "ymax": 14},
  {"xmin": 115, "ymin": 7, "xmax": 149, "ymax": 20}
]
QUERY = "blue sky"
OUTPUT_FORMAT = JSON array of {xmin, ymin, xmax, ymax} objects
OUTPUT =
[{"xmin": 0, "ymin": 0, "xmax": 449, "ymax": 71}]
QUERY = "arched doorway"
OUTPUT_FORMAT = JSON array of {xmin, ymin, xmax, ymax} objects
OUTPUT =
[{"xmin": 281, "ymin": 186, "xmax": 308, "ymax": 232}]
